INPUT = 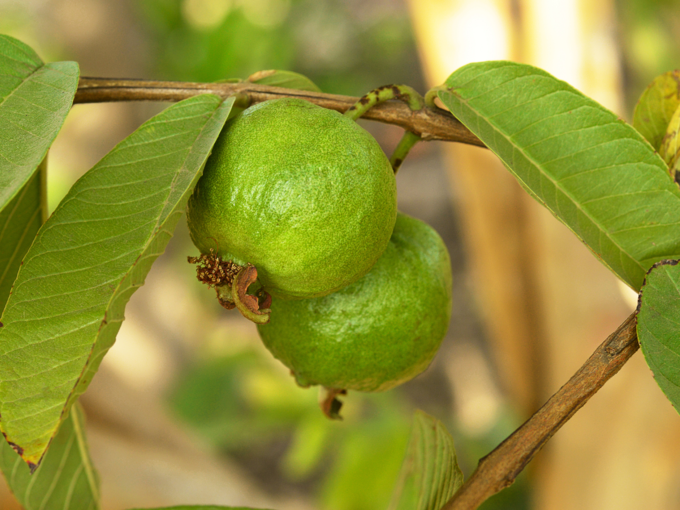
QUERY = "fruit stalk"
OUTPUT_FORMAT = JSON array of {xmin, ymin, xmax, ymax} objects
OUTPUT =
[
  {"xmin": 390, "ymin": 131, "xmax": 421, "ymax": 173},
  {"xmin": 443, "ymin": 312, "xmax": 639, "ymax": 510},
  {"xmin": 344, "ymin": 84, "xmax": 425, "ymax": 173}
]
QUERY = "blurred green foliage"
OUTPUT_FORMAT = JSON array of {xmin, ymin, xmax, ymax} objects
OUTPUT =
[
  {"xmin": 170, "ymin": 348, "xmax": 413, "ymax": 510},
  {"xmin": 134, "ymin": 0, "xmax": 424, "ymax": 95},
  {"xmin": 617, "ymin": 0, "xmax": 680, "ymax": 113},
  {"xmin": 169, "ymin": 346, "xmax": 529, "ymax": 510}
]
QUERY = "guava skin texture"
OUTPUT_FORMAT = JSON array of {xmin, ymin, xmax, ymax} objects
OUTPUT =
[
  {"xmin": 257, "ymin": 213, "xmax": 453, "ymax": 392},
  {"xmin": 186, "ymin": 98, "xmax": 397, "ymax": 300}
]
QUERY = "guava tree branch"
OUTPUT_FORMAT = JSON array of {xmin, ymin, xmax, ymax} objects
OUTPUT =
[
  {"xmin": 74, "ymin": 77, "xmax": 484, "ymax": 147},
  {"xmin": 444, "ymin": 312, "xmax": 639, "ymax": 510}
]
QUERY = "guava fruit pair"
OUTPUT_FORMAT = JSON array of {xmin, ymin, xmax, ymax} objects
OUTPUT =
[{"xmin": 186, "ymin": 97, "xmax": 452, "ymax": 401}]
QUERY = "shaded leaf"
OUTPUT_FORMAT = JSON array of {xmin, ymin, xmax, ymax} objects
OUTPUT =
[
  {"xmin": 0, "ymin": 94, "xmax": 234, "ymax": 468},
  {"xmin": 632, "ymin": 70, "xmax": 680, "ymax": 150},
  {"xmin": 248, "ymin": 70, "xmax": 321, "ymax": 92},
  {"xmin": 0, "ymin": 157, "xmax": 45, "ymax": 312},
  {"xmin": 388, "ymin": 410, "xmax": 463, "ymax": 510},
  {"xmin": 636, "ymin": 259, "xmax": 680, "ymax": 413},
  {"xmin": 0, "ymin": 403, "xmax": 99, "ymax": 510},
  {"xmin": 0, "ymin": 35, "xmax": 78, "ymax": 212},
  {"xmin": 0, "ymin": 140, "xmax": 98, "ymax": 509},
  {"xmin": 438, "ymin": 61, "xmax": 680, "ymax": 290}
]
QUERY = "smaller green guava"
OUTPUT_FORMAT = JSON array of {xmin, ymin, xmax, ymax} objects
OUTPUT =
[
  {"xmin": 186, "ymin": 98, "xmax": 397, "ymax": 314},
  {"xmin": 256, "ymin": 212, "xmax": 453, "ymax": 411}
]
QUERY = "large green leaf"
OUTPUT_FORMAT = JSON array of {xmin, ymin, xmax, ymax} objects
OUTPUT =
[
  {"xmin": 636, "ymin": 259, "xmax": 680, "ymax": 413},
  {"xmin": 0, "ymin": 158, "xmax": 45, "ymax": 313},
  {"xmin": 0, "ymin": 162, "xmax": 100, "ymax": 507},
  {"xmin": 0, "ymin": 35, "xmax": 78, "ymax": 212},
  {"xmin": 0, "ymin": 403, "xmax": 99, "ymax": 510},
  {"xmin": 438, "ymin": 61, "xmax": 680, "ymax": 290},
  {"xmin": 388, "ymin": 410, "xmax": 463, "ymax": 510},
  {"xmin": 632, "ymin": 70, "xmax": 680, "ymax": 151},
  {"xmin": 0, "ymin": 94, "xmax": 234, "ymax": 469}
]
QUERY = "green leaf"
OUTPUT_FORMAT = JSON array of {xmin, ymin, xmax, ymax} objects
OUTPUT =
[
  {"xmin": 438, "ymin": 61, "xmax": 680, "ymax": 290},
  {"xmin": 247, "ymin": 70, "xmax": 322, "ymax": 92},
  {"xmin": 0, "ymin": 35, "xmax": 79, "ymax": 213},
  {"xmin": 0, "ymin": 34, "xmax": 76, "ymax": 316},
  {"xmin": 0, "ymin": 157, "xmax": 46, "ymax": 312},
  {"xmin": 0, "ymin": 402, "xmax": 99, "ymax": 510},
  {"xmin": 388, "ymin": 410, "xmax": 463, "ymax": 510},
  {"xmin": 0, "ymin": 94, "xmax": 234, "ymax": 468},
  {"xmin": 632, "ymin": 70, "xmax": 680, "ymax": 151},
  {"xmin": 636, "ymin": 259, "xmax": 680, "ymax": 413}
]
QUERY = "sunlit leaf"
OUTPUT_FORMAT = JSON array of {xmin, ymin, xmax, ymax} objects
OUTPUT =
[
  {"xmin": 0, "ymin": 94, "xmax": 234, "ymax": 468},
  {"xmin": 632, "ymin": 70, "xmax": 680, "ymax": 150},
  {"xmin": 282, "ymin": 412, "xmax": 330, "ymax": 479},
  {"xmin": 0, "ymin": 35, "xmax": 78, "ymax": 212},
  {"xmin": 636, "ymin": 259, "xmax": 680, "ymax": 414},
  {"xmin": 438, "ymin": 61, "xmax": 680, "ymax": 290},
  {"xmin": 388, "ymin": 410, "xmax": 463, "ymax": 510},
  {"xmin": 0, "ymin": 403, "xmax": 99, "ymax": 510},
  {"xmin": 248, "ymin": 70, "xmax": 322, "ymax": 92}
]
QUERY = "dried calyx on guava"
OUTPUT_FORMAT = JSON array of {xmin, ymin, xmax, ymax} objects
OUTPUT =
[
  {"xmin": 256, "ymin": 212, "xmax": 453, "ymax": 418},
  {"xmin": 186, "ymin": 97, "xmax": 397, "ymax": 323}
]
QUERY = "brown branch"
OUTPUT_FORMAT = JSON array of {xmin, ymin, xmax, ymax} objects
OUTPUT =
[
  {"xmin": 74, "ymin": 77, "xmax": 484, "ymax": 147},
  {"xmin": 444, "ymin": 312, "xmax": 639, "ymax": 510}
]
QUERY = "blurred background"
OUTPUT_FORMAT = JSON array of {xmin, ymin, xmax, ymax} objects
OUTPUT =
[{"xmin": 1, "ymin": 0, "xmax": 680, "ymax": 509}]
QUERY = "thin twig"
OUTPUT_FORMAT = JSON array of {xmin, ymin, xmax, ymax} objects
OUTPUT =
[
  {"xmin": 443, "ymin": 312, "xmax": 639, "ymax": 510},
  {"xmin": 74, "ymin": 77, "xmax": 484, "ymax": 147}
]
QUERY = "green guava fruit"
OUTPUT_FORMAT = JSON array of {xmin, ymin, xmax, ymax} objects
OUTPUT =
[
  {"xmin": 186, "ymin": 97, "xmax": 397, "ymax": 302},
  {"xmin": 256, "ymin": 212, "xmax": 453, "ymax": 396}
]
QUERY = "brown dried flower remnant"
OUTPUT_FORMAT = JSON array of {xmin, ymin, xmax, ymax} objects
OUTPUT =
[
  {"xmin": 188, "ymin": 250, "xmax": 243, "ymax": 310},
  {"xmin": 187, "ymin": 249, "xmax": 241, "ymax": 288}
]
